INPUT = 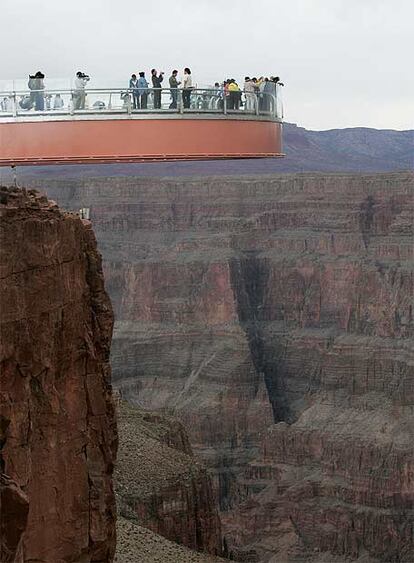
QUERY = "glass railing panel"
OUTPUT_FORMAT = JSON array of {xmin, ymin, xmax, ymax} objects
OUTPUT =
[
  {"xmin": 185, "ymin": 90, "xmax": 222, "ymax": 111},
  {"xmin": 14, "ymin": 90, "xmax": 71, "ymax": 115},
  {"xmin": 243, "ymin": 91, "xmax": 257, "ymax": 114},
  {"xmin": 276, "ymin": 84, "xmax": 284, "ymax": 119},
  {"xmin": 258, "ymin": 92, "xmax": 276, "ymax": 116},
  {"xmin": 74, "ymin": 90, "xmax": 123, "ymax": 112},
  {"xmin": 0, "ymin": 87, "xmax": 282, "ymax": 120},
  {"xmin": 223, "ymin": 91, "xmax": 278, "ymax": 117},
  {"xmin": 0, "ymin": 93, "xmax": 14, "ymax": 116}
]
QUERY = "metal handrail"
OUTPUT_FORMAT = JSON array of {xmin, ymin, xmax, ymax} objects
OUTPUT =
[{"xmin": 0, "ymin": 87, "xmax": 283, "ymax": 120}]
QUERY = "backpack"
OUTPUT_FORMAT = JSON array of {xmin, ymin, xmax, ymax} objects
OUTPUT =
[{"xmin": 20, "ymin": 96, "xmax": 33, "ymax": 110}]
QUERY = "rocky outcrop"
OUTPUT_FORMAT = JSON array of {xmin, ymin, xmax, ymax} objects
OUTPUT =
[
  {"xmin": 40, "ymin": 172, "xmax": 414, "ymax": 561},
  {"xmin": 115, "ymin": 516, "xmax": 226, "ymax": 563},
  {"xmin": 0, "ymin": 187, "xmax": 117, "ymax": 562},
  {"xmin": 115, "ymin": 401, "xmax": 223, "ymax": 557}
]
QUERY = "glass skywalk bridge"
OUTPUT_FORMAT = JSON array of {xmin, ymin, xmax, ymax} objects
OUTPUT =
[{"xmin": 0, "ymin": 87, "xmax": 284, "ymax": 166}]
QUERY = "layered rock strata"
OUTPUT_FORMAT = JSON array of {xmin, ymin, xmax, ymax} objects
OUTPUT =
[
  {"xmin": 115, "ymin": 401, "xmax": 223, "ymax": 556},
  {"xmin": 0, "ymin": 187, "xmax": 117, "ymax": 562},
  {"xmin": 40, "ymin": 172, "xmax": 414, "ymax": 561}
]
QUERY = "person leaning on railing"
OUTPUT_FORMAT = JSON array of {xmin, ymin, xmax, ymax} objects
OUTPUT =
[
  {"xmin": 129, "ymin": 74, "xmax": 139, "ymax": 109},
  {"xmin": 243, "ymin": 77, "xmax": 256, "ymax": 112},
  {"xmin": 182, "ymin": 68, "xmax": 193, "ymax": 109},
  {"xmin": 223, "ymin": 79, "xmax": 230, "ymax": 106},
  {"xmin": 228, "ymin": 79, "xmax": 241, "ymax": 110},
  {"xmin": 169, "ymin": 70, "xmax": 181, "ymax": 109},
  {"xmin": 137, "ymin": 72, "xmax": 149, "ymax": 109},
  {"xmin": 213, "ymin": 82, "xmax": 223, "ymax": 110},
  {"xmin": 151, "ymin": 69, "xmax": 164, "ymax": 109},
  {"xmin": 73, "ymin": 71, "xmax": 90, "ymax": 110},
  {"xmin": 268, "ymin": 76, "xmax": 284, "ymax": 114},
  {"xmin": 28, "ymin": 71, "xmax": 45, "ymax": 111}
]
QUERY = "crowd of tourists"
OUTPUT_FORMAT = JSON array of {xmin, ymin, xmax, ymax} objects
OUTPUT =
[
  {"xmin": 128, "ymin": 68, "xmax": 194, "ymax": 109},
  {"xmin": 0, "ymin": 69, "xmax": 284, "ymax": 113},
  {"xmin": 216, "ymin": 76, "xmax": 284, "ymax": 111}
]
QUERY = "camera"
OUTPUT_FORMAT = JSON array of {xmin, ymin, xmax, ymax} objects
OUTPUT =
[
  {"xmin": 29, "ymin": 71, "xmax": 45, "ymax": 79},
  {"xmin": 77, "ymin": 72, "xmax": 90, "ymax": 81}
]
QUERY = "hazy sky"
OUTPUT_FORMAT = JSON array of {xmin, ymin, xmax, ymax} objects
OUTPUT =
[{"xmin": 2, "ymin": 0, "xmax": 413, "ymax": 130}]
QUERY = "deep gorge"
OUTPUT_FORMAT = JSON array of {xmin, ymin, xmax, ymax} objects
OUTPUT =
[{"xmin": 36, "ymin": 171, "xmax": 414, "ymax": 562}]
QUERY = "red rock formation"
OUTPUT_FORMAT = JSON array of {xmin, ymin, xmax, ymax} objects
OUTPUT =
[
  {"xmin": 38, "ymin": 172, "xmax": 414, "ymax": 561},
  {"xmin": 0, "ymin": 187, "xmax": 117, "ymax": 562}
]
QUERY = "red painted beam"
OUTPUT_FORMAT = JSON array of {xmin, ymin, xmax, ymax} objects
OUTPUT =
[{"xmin": 0, "ymin": 118, "xmax": 283, "ymax": 166}]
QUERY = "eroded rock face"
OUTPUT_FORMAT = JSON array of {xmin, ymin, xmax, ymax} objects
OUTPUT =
[
  {"xmin": 0, "ymin": 473, "xmax": 29, "ymax": 563},
  {"xmin": 115, "ymin": 402, "xmax": 223, "ymax": 556},
  {"xmin": 41, "ymin": 172, "xmax": 414, "ymax": 561},
  {"xmin": 0, "ymin": 187, "xmax": 117, "ymax": 562}
]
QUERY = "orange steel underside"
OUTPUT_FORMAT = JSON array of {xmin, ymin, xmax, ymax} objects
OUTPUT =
[{"xmin": 0, "ymin": 118, "xmax": 283, "ymax": 166}]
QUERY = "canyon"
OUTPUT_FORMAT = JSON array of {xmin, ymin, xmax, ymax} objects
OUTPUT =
[
  {"xmin": 0, "ymin": 186, "xmax": 226, "ymax": 563},
  {"xmin": 38, "ymin": 171, "xmax": 413, "ymax": 561}
]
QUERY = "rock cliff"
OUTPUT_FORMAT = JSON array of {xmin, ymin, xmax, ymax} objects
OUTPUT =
[
  {"xmin": 0, "ymin": 187, "xmax": 117, "ymax": 562},
  {"xmin": 115, "ymin": 401, "xmax": 223, "ymax": 557},
  {"xmin": 40, "ymin": 171, "xmax": 413, "ymax": 561}
]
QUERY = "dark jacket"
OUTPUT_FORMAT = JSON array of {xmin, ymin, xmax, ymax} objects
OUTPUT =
[
  {"xmin": 28, "ymin": 77, "xmax": 44, "ymax": 91},
  {"xmin": 169, "ymin": 75, "xmax": 180, "ymax": 88},
  {"xmin": 152, "ymin": 74, "xmax": 163, "ymax": 88}
]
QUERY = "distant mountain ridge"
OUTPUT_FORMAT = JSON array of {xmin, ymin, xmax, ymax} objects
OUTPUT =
[
  {"xmin": 282, "ymin": 123, "xmax": 413, "ymax": 172},
  {"xmin": 0, "ymin": 123, "xmax": 412, "ymax": 179}
]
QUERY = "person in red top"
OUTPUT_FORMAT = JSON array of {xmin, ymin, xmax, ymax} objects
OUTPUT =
[{"xmin": 223, "ymin": 79, "xmax": 230, "ymax": 109}]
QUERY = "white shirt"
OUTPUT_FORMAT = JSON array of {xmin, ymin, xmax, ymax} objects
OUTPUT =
[
  {"xmin": 182, "ymin": 73, "xmax": 193, "ymax": 89},
  {"xmin": 74, "ymin": 77, "xmax": 88, "ymax": 91},
  {"xmin": 244, "ymin": 80, "xmax": 255, "ymax": 93}
]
